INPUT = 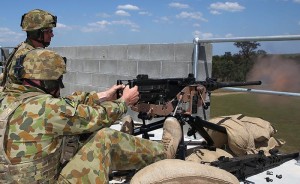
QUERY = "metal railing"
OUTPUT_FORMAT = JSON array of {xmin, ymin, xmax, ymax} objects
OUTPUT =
[
  {"xmin": 193, "ymin": 35, "xmax": 300, "ymax": 97},
  {"xmin": 0, "ymin": 47, "xmax": 14, "ymax": 72}
]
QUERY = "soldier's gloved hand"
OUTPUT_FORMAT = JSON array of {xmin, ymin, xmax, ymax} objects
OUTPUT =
[
  {"xmin": 120, "ymin": 85, "xmax": 139, "ymax": 106},
  {"xmin": 97, "ymin": 84, "xmax": 124, "ymax": 101}
]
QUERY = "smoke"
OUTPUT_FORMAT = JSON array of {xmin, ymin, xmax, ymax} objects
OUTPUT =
[
  {"xmin": 246, "ymin": 55, "xmax": 300, "ymax": 103},
  {"xmin": 247, "ymin": 55, "xmax": 300, "ymax": 92}
]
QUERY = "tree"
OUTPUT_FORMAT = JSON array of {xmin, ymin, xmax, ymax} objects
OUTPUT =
[
  {"xmin": 234, "ymin": 41, "xmax": 260, "ymax": 59},
  {"xmin": 256, "ymin": 49, "xmax": 267, "ymax": 56},
  {"xmin": 212, "ymin": 41, "xmax": 267, "ymax": 82}
]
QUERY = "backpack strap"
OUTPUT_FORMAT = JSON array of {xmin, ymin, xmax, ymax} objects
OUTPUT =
[{"xmin": 0, "ymin": 44, "xmax": 22, "ymax": 87}]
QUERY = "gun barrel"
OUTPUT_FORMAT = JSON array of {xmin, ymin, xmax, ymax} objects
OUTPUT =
[
  {"xmin": 199, "ymin": 80, "xmax": 262, "ymax": 91},
  {"xmin": 219, "ymin": 81, "xmax": 262, "ymax": 88}
]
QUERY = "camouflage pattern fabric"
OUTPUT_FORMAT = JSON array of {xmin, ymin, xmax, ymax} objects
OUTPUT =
[
  {"xmin": 3, "ymin": 41, "xmax": 35, "ymax": 86},
  {"xmin": 0, "ymin": 83, "xmax": 165, "ymax": 183},
  {"xmin": 21, "ymin": 9, "xmax": 57, "ymax": 31},
  {"xmin": 58, "ymin": 128, "xmax": 165, "ymax": 184},
  {"xmin": 22, "ymin": 48, "xmax": 66, "ymax": 80}
]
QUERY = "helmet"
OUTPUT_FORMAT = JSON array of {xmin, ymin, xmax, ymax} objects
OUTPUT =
[
  {"xmin": 21, "ymin": 49, "xmax": 66, "ymax": 80},
  {"xmin": 21, "ymin": 9, "xmax": 57, "ymax": 31}
]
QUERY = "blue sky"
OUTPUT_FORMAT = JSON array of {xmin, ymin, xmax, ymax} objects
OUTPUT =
[{"xmin": 0, "ymin": 0, "xmax": 300, "ymax": 55}]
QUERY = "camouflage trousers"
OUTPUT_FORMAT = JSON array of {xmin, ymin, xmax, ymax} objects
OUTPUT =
[{"xmin": 57, "ymin": 128, "xmax": 165, "ymax": 184}]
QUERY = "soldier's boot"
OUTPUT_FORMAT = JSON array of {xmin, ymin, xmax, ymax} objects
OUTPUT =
[
  {"xmin": 161, "ymin": 117, "xmax": 182, "ymax": 159},
  {"xmin": 120, "ymin": 115, "xmax": 134, "ymax": 135}
]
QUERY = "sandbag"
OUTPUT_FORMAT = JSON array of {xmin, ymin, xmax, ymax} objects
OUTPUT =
[
  {"xmin": 206, "ymin": 116, "xmax": 229, "ymax": 148},
  {"xmin": 130, "ymin": 159, "xmax": 239, "ymax": 184},
  {"xmin": 207, "ymin": 114, "xmax": 284, "ymax": 156},
  {"xmin": 238, "ymin": 115, "xmax": 276, "ymax": 142},
  {"xmin": 224, "ymin": 114, "xmax": 256, "ymax": 155},
  {"xmin": 255, "ymin": 137, "xmax": 286, "ymax": 156},
  {"xmin": 186, "ymin": 148, "xmax": 233, "ymax": 163}
]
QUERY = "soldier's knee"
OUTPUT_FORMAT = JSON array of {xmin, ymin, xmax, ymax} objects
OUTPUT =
[{"xmin": 95, "ymin": 128, "xmax": 115, "ymax": 139}]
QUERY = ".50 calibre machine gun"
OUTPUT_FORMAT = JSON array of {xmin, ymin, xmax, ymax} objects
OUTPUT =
[{"xmin": 117, "ymin": 73, "xmax": 261, "ymax": 154}]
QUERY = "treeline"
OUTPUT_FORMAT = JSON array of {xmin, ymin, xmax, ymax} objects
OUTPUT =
[{"xmin": 212, "ymin": 42, "xmax": 267, "ymax": 82}]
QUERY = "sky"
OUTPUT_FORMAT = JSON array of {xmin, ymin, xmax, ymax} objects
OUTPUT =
[{"xmin": 0, "ymin": 0, "xmax": 300, "ymax": 55}]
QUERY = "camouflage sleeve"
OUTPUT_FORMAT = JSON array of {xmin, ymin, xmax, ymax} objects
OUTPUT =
[
  {"xmin": 64, "ymin": 91, "xmax": 101, "ymax": 106},
  {"xmin": 48, "ymin": 91, "xmax": 128, "ymax": 135}
]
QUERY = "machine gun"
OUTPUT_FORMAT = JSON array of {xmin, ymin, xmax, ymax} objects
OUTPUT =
[
  {"xmin": 117, "ymin": 73, "xmax": 261, "ymax": 117},
  {"xmin": 210, "ymin": 150, "xmax": 300, "ymax": 181}
]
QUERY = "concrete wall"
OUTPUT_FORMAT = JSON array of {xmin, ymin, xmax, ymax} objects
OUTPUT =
[
  {"xmin": 50, "ymin": 42, "xmax": 212, "ymax": 120},
  {"xmin": 51, "ymin": 43, "xmax": 212, "ymax": 96}
]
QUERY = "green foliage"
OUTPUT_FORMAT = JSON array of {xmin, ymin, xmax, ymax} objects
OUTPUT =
[
  {"xmin": 212, "ymin": 41, "xmax": 265, "ymax": 82},
  {"xmin": 234, "ymin": 41, "xmax": 260, "ymax": 59}
]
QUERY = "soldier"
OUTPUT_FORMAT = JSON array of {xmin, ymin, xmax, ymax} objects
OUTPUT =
[
  {"xmin": 1, "ymin": 9, "xmax": 56, "ymax": 87},
  {"xmin": 0, "ymin": 48, "xmax": 182, "ymax": 183}
]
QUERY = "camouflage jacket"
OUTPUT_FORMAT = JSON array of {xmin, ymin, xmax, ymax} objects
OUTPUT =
[
  {"xmin": 3, "ymin": 40, "xmax": 36, "ymax": 86},
  {"xmin": 0, "ymin": 83, "xmax": 127, "ymax": 164}
]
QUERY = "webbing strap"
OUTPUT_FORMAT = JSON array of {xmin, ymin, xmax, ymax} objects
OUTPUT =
[
  {"xmin": 0, "ymin": 92, "xmax": 43, "ymax": 164},
  {"xmin": 217, "ymin": 117, "xmax": 231, "ymax": 125},
  {"xmin": 237, "ymin": 114, "xmax": 245, "ymax": 120},
  {"xmin": 0, "ymin": 44, "xmax": 22, "ymax": 87}
]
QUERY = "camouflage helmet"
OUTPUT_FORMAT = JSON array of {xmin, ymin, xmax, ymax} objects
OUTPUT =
[
  {"xmin": 21, "ymin": 9, "xmax": 57, "ymax": 31},
  {"xmin": 22, "ymin": 49, "xmax": 66, "ymax": 80}
]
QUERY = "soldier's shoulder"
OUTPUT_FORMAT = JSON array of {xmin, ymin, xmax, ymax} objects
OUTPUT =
[{"xmin": 14, "ymin": 43, "xmax": 35, "ymax": 57}]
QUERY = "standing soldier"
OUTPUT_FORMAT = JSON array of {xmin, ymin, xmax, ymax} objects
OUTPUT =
[
  {"xmin": 0, "ymin": 48, "xmax": 182, "ymax": 183},
  {"xmin": 1, "ymin": 9, "xmax": 56, "ymax": 87}
]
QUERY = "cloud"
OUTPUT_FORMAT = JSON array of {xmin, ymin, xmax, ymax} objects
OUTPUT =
[
  {"xmin": 193, "ymin": 30, "xmax": 214, "ymax": 39},
  {"xmin": 95, "ymin": 20, "xmax": 112, "ymax": 27},
  {"xmin": 169, "ymin": 2, "xmax": 189, "ymax": 9},
  {"xmin": 153, "ymin": 16, "xmax": 172, "ymax": 24},
  {"xmin": 112, "ymin": 20, "xmax": 139, "ymax": 29},
  {"xmin": 131, "ymin": 28, "xmax": 140, "ymax": 32},
  {"xmin": 81, "ymin": 20, "xmax": 111, "ymax": 32},
  {"xmin": 115, "ymin": 10, "xmax": 130, "ymax": 16},
  {"xmin": 293, "ymin": 0, "xmax": 300, "ymax": 3},
  {"xmin": 82, "ymin": 19, "xmax": 140, "ymax": 33},
  {"xmin": 117, "ymin": 4, "xmax": 140, "ymax": 10},
  {"xmin": 225, "ymin": 33, "xmax": 234, "ymax": 38},
  {"xmin": 0, "ymin": 27, "xmax": 24, "ymax": 43},
  {"xmin": 96, "ymin": 13, "xmax": 111, "ymax": 18},
  {"xmin": 56, "ymin": 23, "xmax": 72, "ymax": 30},
  {"xmin": 193, "ymin": 30, "xmax": 201, "ymax": 37},
  {"xmin": 193, "ymin": 23, "xmax": 200, "ymax": 28},
  {"xmin": 139, "ymin": 11, "xmax": 152, "ymax": 16},
  {"xmin": 209, "ymin": 2, "xmax": 245, "ymax": 14},
  {"xmin": 176, "ymin": 12, "xmax": 207, "ymax": 21},
  {"xmin": 210, "ymin": 10, "xmax": 221, "ymax": 15}
]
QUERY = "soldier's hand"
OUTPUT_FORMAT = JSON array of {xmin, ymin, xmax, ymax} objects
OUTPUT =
[
  {"xmin": 120, "ymin": 86, "xmax": 139, "ymax": 106},
  {"xmin": 106, "ymin": 84, "xmax": 125, "ymax": 100},
  {"xmin": 97, "ymin": 84, "xmax": 124, "ymax": 101}
]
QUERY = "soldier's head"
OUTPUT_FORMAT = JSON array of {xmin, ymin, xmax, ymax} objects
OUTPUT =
[
  {"xmin": 21, "ymin": 9, "xmax": 57, "ymax": 47},
  {"xmin": 15, "ymin": 49, "xmax": 66, "ymax": 97}
]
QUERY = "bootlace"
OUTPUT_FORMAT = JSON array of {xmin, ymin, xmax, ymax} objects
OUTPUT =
[{"xmin": 161, "ymin": 132, "xmax": 172, "ymax": 151}]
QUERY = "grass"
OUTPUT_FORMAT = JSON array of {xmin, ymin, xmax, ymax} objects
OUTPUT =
[{"xmin": 210, "ymin": 92, "xmax": 300, "ymax": 153}]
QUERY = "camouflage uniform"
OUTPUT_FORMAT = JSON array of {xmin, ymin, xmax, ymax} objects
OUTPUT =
[
  {"xmin": 1, "ymin": 9, "xmax": 56, "ymax": 87},
  {"xmin": 2, "ymin": 40, "xmax": 36, "ymax": 86},
  {"xmin": 0, "ymin": 49, "xmax": 166, "ymax": 183}
]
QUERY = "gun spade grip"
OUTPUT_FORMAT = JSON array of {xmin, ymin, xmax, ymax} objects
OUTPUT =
[{"xmin": 117, "ymin": 80, "xmax": 123, "ymax": 99}]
